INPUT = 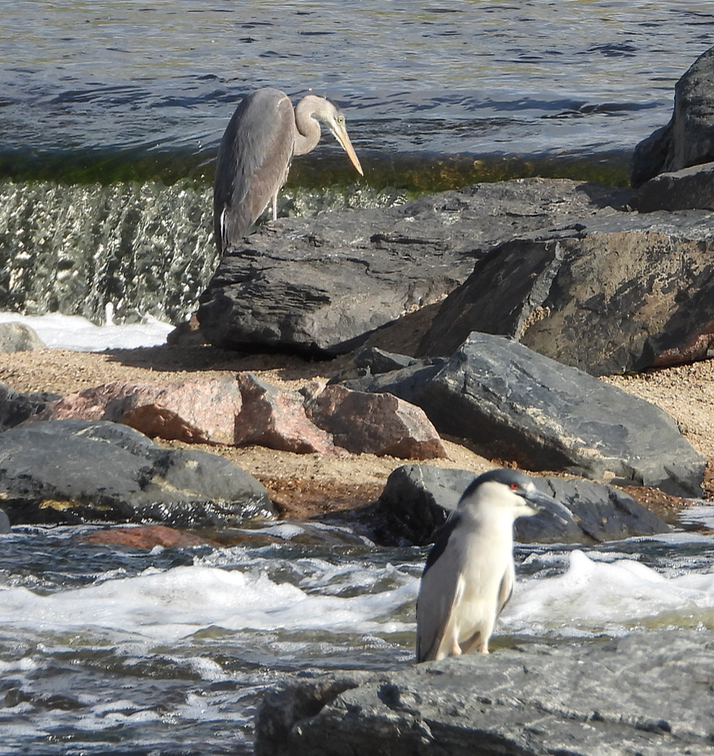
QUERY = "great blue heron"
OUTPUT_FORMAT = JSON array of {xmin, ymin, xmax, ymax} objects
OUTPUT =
[
  {"xmin": 213, "ymin": 87, "xmax": 364, "ymax": 254},
  {"xmin": 416, "ymin": 469, "xmax": 569, "ymax": 663}
]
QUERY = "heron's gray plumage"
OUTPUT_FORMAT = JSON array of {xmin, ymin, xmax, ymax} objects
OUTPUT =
[
  {"xmin": 213, "ymin": 87, "xmax": 363, "ymax": 254},
  {"xmin": 416, "ymin": 469, "xmax": 568, "ymax": 663}
]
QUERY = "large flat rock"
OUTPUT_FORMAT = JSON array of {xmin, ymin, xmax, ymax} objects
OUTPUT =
[
  {"xmin": 255, "ymin": 630, "xmax": 714, "ymax": 756},
  {"xmin": 197, "ymin": 179, "xmax": 630, "ymax": 354}
]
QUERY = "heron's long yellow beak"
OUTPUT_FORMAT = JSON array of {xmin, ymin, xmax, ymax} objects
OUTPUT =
[{"xmin": 331, "ymin": 122, "xmax": 364, "ymax": 176}]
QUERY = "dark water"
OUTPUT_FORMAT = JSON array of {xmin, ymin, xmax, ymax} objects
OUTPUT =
[{"xmin": 2, "ymin": 1, "xmax": 714, "ymax": 187}]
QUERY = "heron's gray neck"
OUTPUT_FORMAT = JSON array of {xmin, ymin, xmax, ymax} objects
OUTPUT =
[{"xmin": 293, "ymin": 95, "xmax": 324, "ymax": 156}]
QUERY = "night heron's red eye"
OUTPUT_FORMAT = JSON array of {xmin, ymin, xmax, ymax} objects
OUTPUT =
[{"xmin": 510, "ymin": 483, "xmax": 520, "ymax": 490}]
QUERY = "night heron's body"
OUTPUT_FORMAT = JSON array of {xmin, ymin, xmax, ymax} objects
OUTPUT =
[
  {"xmin": 213, "ymin": 87, "xmax": 363, "ymax": 254},
  {"xmin": 416, "ymin": 469, "xmax": 567, "ymax": 663}
]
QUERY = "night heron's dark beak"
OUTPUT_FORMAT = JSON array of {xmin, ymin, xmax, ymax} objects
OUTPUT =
[{"xmin": 526, "ymin": 488, "xmax": 573, "ymax": 525}]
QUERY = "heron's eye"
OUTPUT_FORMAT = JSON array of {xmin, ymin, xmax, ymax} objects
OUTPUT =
[{"xmin": 509, "ymin": 483, "xmax": 520, "ymax": 491}]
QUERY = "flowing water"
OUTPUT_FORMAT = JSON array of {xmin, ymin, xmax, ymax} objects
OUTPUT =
[
  {"xmin": 3, "ymin": 3, "xmax": 714, "ymax": 753},
  {"xmin": 2, "ymin": 1, "xmax": 714, "ymax": 185},
  {"xmin": 2, "ymin": 518, "xmax": 714, "ymax": 755}
]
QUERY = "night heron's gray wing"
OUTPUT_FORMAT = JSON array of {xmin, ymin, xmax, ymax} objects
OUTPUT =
[
  {"xmin": 497, "ymin": 560, "xmax": 515, "ymax": 616},
  {"xmin": 213, "ymin": 88, "xmax": 296, "ymax": 252},
  {"xmin": 416, "ymin": 514, "xmax": 464, "ymax": 662}
]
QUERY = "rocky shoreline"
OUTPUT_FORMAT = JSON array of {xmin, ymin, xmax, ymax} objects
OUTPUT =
[{"xmin": 3, "ymin": 44, "xmax": 714, "ymax": 756}]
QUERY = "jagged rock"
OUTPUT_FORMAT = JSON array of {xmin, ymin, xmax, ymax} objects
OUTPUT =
[
  {"xmin": 254, "ymin": 630, "xmax": 714, "ymax": 756},
  {"xmin": 234, "ymin": 372, "xmax": 338, "ymax": 455},
  {"xmin": 340, "ymin": 335, "xmax": 705, "ymax": 498},
  {"xmin": 197, "ymin": 179, "xmax": 631, "ymax": 355},
  {"xmin": 347, "ymin": 463, "xmax": 669, "ymax": 547},
  {"xmin": 637, "ymin": 162, "xmax": 714, "ymax": 212},
  {"xmin": 0, "ymin": 419, "xmax": 274, "ymax": 526},
  {"xmin": 305, "ymin": 384, "xmax": 447, "ymax": 460},
  {"xmin": 0, "ymin": 322, "xmax": 46, "ymax": 352},
  {"xmin": 417, "ymin": 211, "xmax": 714, "ymax": 375},
  {"xmin": 0, "ymin": 508, "xmax": 9, "ymax": 533},
  {"xmin": 36, "ymin": 377, "xmax": 242, "ymax": 444},
  {"xmin": 631, "ymin": 46, "xmax": 714, "ymax": 187},
  {"xmin": 0, "ymin": 381, "xmax": 61, "ymax": 432}
]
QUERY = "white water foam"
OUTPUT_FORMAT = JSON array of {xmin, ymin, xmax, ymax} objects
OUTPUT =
[
  {"xmin": 0, "ymin": 563, "xmax": 417, "ymax": 644},
  {"xmin": 0, "ymin": 311, "xmax": 172, "ymax": 351},
  {"xmin": 1, "ymin": 549, "xmax": 713, "ymax": 655},
  {"xmin": 504, "ymin": 549, "xmax": 714, "ymax": 637}
]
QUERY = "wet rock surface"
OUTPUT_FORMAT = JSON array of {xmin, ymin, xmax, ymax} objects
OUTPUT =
[{"xmin": 254, "ymin": 630, "xmax": 714, "ymax": 756}]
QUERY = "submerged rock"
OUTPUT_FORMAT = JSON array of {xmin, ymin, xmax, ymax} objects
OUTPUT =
[
  {"xmin": 254, "ymin": 630, "xmax": 714, "ymax": 756},
  {"xmin": 0, "ymin": 419, "xmax": 274, "ymax": 526}
]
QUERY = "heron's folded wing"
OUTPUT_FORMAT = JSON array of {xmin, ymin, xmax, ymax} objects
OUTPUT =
[
  {"xmin": 497, "ymin": 561, "xmax": 515, "ymax": 616},
  {"xmin": 416, "ymin": 521, "xmax": 464, "ymax": 662}
]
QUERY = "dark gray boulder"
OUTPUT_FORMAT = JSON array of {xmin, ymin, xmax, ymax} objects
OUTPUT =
[
  {"xmin": 0, "ymin": 508, "xmax": 9, "ymax": 533},
  {"xmin": 0, "ymin": 322, "xmax": 46, "ymax": 352},
  {"xmin": 197, "ymin": 179, "xmax": 631, "ymax": 354},
  {"xmin": 342, "ymin": 463, "xmax": 668, "ymax": 547},
  {"xmin": 342, "ymin": 335, "xmax": 705, "ymax": 498},
  {"xmin": 0, "ymin": 382, "xmax": 61, "ymax": 432},
  {"xmin": 631, "ymin": 46, "xmax": 714, "ymax": 187},
  {"xmin": 417, "ymin": 211, "xmax": 714, "ymax": 375},
  {"xmin": 637, "ymin": 162, "xmax": 714, "ymax": 212},
  {"xmin": 254, "ymin": 630, "xmax": 714, "ymax": 756},
  {"xmin": 0, "ymin": 419, "xmax": 274, "ymax": 526}
]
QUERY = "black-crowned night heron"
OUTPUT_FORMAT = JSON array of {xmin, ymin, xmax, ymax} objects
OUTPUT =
[{"xmin": 416, "ymin": 468, "xmax": 568, "ymax": 663}]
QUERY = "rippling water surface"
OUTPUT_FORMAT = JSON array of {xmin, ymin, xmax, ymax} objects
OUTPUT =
[
  {"xmin": 2, "ymin": 519, "xmax": 714, "ymax": 755},
  {"xmin": 2, "ymin": 1, "xmax": 714, "ymax": 183}
]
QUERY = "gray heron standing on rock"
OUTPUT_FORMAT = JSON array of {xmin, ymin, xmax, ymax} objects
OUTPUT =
[
  {"xmin": 213, "ymin": 87, "xmax": 364, "ymax": 254},
  {"xmin": 416, "ymin": 468, "xmax": 569, "ymax": 663}
]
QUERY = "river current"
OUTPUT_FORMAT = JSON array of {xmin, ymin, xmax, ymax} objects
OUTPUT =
[
  {"xmin": 2, "ymin": 1, "xmax": 714, "ymax": 185},
  {"xmin": 3, "ymin": 2, "xmax": 714, "ymax": 754},
  {"xmin": 2, "ymin": 517, "xmax": 714, "ymax": 755}
]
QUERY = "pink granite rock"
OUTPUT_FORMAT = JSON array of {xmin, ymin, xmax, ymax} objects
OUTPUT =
[
  {"xmin": 37, "ymin": 377, "xmax": 242, "ymax": 444},
  {"xmin": 234, "ymin": 372, "xmax": 338, "ymax": 454},
  {"xmin": 305, "ymin": 383, "xmax": 447, "ymax": 459}
]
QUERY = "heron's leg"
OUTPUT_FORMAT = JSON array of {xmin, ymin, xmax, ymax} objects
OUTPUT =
[
  {"xmin": 461, "ymin": 630, "xmax": 486, "ymax": 655},
  {"xmin": 271, "ymin": 192, "xmax": 278, "ymax": 221}
]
